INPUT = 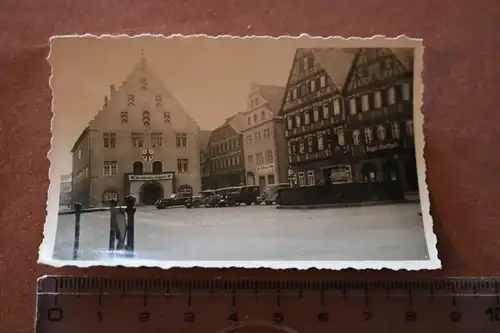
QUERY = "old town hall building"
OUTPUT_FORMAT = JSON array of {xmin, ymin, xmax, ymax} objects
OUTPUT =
[
  {"xmin": 70, "ymin": 54, "xmax": 201, "ymax": 207},
  {"xmin": 280, "ymin": 47, "xmax": 417, "ymax": 193}
]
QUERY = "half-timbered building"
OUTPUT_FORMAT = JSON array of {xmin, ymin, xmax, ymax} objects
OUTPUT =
[
  {"xmin": 343, "ymin": 48, "xmax": 417, "ymax": 192},
  {"xmin": 279, "ymin": 48, "xmax": 356, "ymax": 186},
  {"xmin": 205, "ymin": 114, "xmax": 246, "ymax": 189}
]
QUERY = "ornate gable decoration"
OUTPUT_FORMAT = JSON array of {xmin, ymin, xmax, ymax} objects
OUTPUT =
[{"xmin": 140, "ymin": 78, "xmax": 148, "ymax": 91}]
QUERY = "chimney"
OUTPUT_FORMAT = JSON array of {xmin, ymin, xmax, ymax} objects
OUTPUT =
[{"xmin": 110, "ymin": 84, "xmax": 116, "ymax": 95}]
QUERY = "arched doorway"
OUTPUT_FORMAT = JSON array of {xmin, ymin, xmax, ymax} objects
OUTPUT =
[
  {"xmin": 152, "ymin": 161, "xmax": 163, "ymax": 173},
  {"xmin": 382, "ymin": 156, "xmax": 399, "ymax": 182},
  {"xmin": 133, "ymin": 161, "xmax": 144, "ymax": 174},
  {"xmin": 140, "ymin": 182, "xmax": 164, "ymax": 205},
  {"xmin": 361, "ymin": 162, "xmax": 378, "ymax": 183}
]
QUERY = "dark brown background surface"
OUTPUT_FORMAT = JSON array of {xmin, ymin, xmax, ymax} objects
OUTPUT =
[{"xmin": 1, "ymin": 0, "xmax": 499, "ymax": 332}]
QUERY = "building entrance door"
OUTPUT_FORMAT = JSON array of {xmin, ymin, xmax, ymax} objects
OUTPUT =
[{"xmin": 141, "ymin": 182, "xmax": 164, "ymax": 205}]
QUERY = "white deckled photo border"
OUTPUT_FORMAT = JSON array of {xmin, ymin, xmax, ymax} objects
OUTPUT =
[{"xmin": 39, "ymin": 34, "xmax": 440, "ymax": 270}]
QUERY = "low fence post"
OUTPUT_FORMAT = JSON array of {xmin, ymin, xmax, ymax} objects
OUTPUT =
[
  {"xmin": 72, "ymin": 202, "xmax": 82, "ymax": 260},
  {"xmin": 125, "ymin": 195, "xmax": 136, "ymax": 253},
  {"xmin": 108, "ymin": 199, "xmax": 118, "ymax": 251}
]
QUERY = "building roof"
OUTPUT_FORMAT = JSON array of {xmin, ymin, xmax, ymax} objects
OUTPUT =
[
  {"xmin": 257, "ymin": 84, "xmax": 285, "ymax": 117},
  {"xmin": 198, "ymin": 129, "xmax": 212, "ymax": 150},
  {"xmin": 390, "ymin": 48, "xmax": 414, "ymax": 72},
  {"xmin": 225, "ymin": 113, "xmax": 246, "ymax": 133},
  {"xmin": 70, "ymin": 126, "xmax": 90, "ymax": 153},
  {"xmin": 309, "ymin": 48, "xmax": 357, "ymax": 92}
]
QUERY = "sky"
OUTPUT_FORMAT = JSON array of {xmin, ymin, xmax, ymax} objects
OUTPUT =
[{"xmin": 48, "ymin": 35, "xmax": 421, "ymax": 177}]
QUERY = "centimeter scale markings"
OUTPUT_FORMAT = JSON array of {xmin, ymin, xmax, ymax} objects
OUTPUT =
[{"xmin": 36, "ymin": 276, "xmax": 500, "ymax": 333}]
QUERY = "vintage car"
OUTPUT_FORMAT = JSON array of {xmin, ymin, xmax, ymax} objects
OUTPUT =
[
  {"xmin": 185, "ymin": 190, "xmax": 216, "ymax": 208},
  {"xmin": 204, "ymin": 188, "xmax": 225, "ymax": 208},
  {"xmin": 258, "ymin": 183, "xmax": 291, "ymax": 205},
  {"xmin": 226, "ymin": 185, "xmax": 261, "ymax": 205},
  {"xmin": 155, "ymin": 193, "xmax": 191, "ymax": 209}
]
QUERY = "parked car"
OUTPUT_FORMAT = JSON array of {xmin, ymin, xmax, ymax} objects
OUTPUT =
[
  {"xmin": 185, "ymin": 190, "xmax": 216, "ymax": 208},
  {"xmin": 259, "ymin": 183, "xmax": 290, "ymax": 205},
  {"xmin": 156, "ymin": 193, "xmax": 191, "ymax": 209},
  {"xmin": 204, "ymin": 188, "xmax": 227, "ymax": 208},
  {"xmin": 226, "ymin": 185, "xmax": 261, "ymax": 205}
]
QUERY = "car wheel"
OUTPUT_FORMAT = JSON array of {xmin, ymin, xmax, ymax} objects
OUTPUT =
[{"xmin": 265, "ymin": 201, "xmax": 272, "ymax": 205}]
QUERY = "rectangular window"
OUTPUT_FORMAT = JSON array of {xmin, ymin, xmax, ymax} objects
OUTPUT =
[
  {"xmin": 313, "ymin": 107, "xmax": 319, "ymax": 122},
  {"xmin": 266, "ymin": 149, "xmax": 273, "ymax": 163},
  {"xmin": 103, "ymin": 132, "xmax": 116, "ymax": 148},
  {"xmin": 247, "ymin": 154, "xmax": 253, "ymax": 165},
  {"xmin": 307, "ymin": 136, "xmax": 313, "ymax": 152},
  {"xmin": 298, "ymin": 172, "xmax": 306, "ymax": 186},
  {"xmin": 374, "ymin": 91, "xmax": 382, "ymax": 109},
  {"xmin": 299, "ymin": 140, "xmax": 305, "ymax": 154},
  {"xmin": 320, "ymin": 75, "xmax": 326, "ymax": 88},
  {"xmin": 131, "ymin": 133, "xmax": 144, "ymax": 148},
  {"xmin": 361, "ymin": 95, "xmax": 370, "ymax": 112},
  {"xmin": 337, "ymin": 129, "xmax": 345, "ymax": 146},
  {"xmin": 295, "ymin": 114, "xmax": 301, "ymax": 127},
  {"xmin": 317, "ymin": 134, "xmax": 324, "ymax": 150},
  {"xmin": 103, "ymin": 160, "xmax": 117, "ymax": 176},
  {"xmin": 256, "ymin": 152, "xmax": 264, "ymax": 165},
  {"xmin": 402, "ymin": 82, "xmax": 411, "ymax": 101},
  {"xmin": 353, "ymin": 130, "xmax": 361, "ymax": 145},
  {"xmin": 176, "ymin": 133, "xmax": 187, "ymax": 147},
  {"xmin": 377, "ymin": 125, "xmax": 386, "ymax": 141},
  {"xmin": 392, "ymin": 121, "xmax": 401, "ymax": 139},
  {"xmin": 406, "ymin": 120, "xmax": 414, "ymax": 136},
  {"xmin": 177, "ymin": 158, "xmax": 189, "ymax": 173},
  {"xmin": 322, "ymin": 103, "xmax": 329, "ymax": 119},
  {"xmin": 304, "ymin": 112, "xmax": 310, "ymax": 125},
  {"xmin": 287, "ymin": 117, "xmax": 293, "ymax": 129},
  {"xmin": 349, "ymin": 98, "xmax": 357, "ymax": 115},
  {"xmin": 309, "ymin": 79, "xmax": 316, "ymax": 92},
  {"xmin": 151, "ymin": 133, "xmax": 163, "ymax": 148},
  {"xmin": 307, "ymin": 171, "xmax": 315, "ymax": 186},
  {"xmin": 364, "ymin": 127, "xmax": 373, "ymax": 144},
  {"xmin": 333, "ymin": 99, "xmax": 341, "ymax": 115},
  {"xmin": 388, "ymin": 86, "xmax": 396, "ymax": 105}
]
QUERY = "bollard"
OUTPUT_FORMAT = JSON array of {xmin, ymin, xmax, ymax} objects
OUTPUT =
[
  {"xmin": 72, "ymin": 202, "xmax": 82, "ymax": 260},
  {"xmin": 108, "ymin": 199, "xmax": 118, "ymax": 251},
  {"xmin": 125, "ymin": 195, "xmax": 136, "ymax": 253}
]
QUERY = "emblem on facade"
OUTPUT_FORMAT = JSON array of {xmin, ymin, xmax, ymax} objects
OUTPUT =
[{"xmin": 142, "ymin": 149, "xmax": 154, "ymax": 162}]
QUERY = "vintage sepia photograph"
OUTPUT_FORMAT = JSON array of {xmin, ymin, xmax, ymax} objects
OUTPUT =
[{"xmin": 39, "ymin": 34, "xmax": 439, "ymax": 270}]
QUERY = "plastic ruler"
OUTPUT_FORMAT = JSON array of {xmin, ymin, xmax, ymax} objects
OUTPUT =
[{"xmin": 36, "ymin": 276, "xmax": 500, "ymax": 332}]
